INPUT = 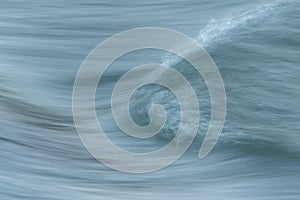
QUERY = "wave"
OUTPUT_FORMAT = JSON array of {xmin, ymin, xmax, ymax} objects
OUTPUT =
[{"xmin": 0, "ymin": 0, "xmax": 298, "ymax": 157}]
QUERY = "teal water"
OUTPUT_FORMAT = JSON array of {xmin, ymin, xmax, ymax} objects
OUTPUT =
[{"xmin": 1, "ymin": 0, "xmax": 300, "ymax": 199}]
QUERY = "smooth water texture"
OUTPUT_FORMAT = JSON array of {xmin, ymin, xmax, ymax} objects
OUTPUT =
[{"xmin": 1, "ymin": 0, "xmax": 300, "ymax": 199}]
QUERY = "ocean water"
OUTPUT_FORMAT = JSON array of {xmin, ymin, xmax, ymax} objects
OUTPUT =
[{"xmin": 1, "ymin": 0, "xmax": 300, "ymax": 199}]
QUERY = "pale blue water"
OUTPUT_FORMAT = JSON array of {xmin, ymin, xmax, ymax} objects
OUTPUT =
[{"xmin": 1, "ymin": 0, "xmax": 300, "ymax": 199}]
